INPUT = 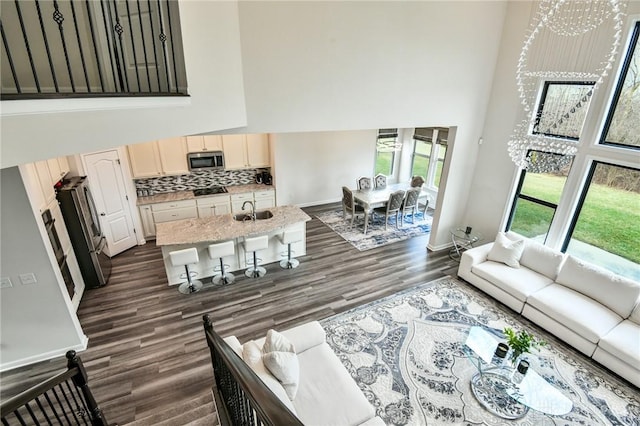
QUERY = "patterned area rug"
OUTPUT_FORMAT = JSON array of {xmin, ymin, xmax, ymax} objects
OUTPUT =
[
  {"xmin": 315, "ymin": 209, "xmax": 432, "ymax": 251},
  {"xmin": 320, "ymin": 277, "xmax": 640, "ymax": 425}
]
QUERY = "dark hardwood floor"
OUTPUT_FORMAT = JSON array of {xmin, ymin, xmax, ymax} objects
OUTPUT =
[{"xmin": 1, "ymin": 203, "xmax": 459, "ymax": 425}]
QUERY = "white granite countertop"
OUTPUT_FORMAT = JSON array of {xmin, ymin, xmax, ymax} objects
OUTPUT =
[
  {"xmin": 136, "ymin": 183, "xmax": 274, "ymax": 205},
  {"xmin": 155, "ymin": 205, "xmax": 310, "ymax": 246}
]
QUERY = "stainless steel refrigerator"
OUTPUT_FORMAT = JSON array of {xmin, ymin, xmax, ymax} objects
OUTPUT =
[{"xmin": 56, "ymin": 176, "xmax": 112, "ymax": 288}]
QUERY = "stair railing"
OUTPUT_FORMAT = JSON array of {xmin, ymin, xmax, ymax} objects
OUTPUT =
[
  {"xmin": 1, "ymin": 351, "xmax": 107, "ymax": 426},
  {"xmin": 202, "ymin": 314, "xmax": 302, "ymax": 426}
]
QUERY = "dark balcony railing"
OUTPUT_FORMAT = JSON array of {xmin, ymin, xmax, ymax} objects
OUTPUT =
[
  {"xmin": 1, "ymin": 0, "xmax": 188, "ymax": 100},
  {"xmin": 1, "ymin": 351, "xmax": 107, "ymax": 426}
]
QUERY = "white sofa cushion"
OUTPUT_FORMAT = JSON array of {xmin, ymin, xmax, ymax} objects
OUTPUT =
[
  {"xmin": 242, "ymin": 341, "xmax": 298, "ymax": 415},
  {"xmin": 292, "ymin": 342, "xmax": 375, "ymax": 426},
  {"xmin": 597, "ymin": 320, "xmax": 640, "ymax": 367},
  {"xmin": 280, "ymin": 321, "xmax": 327, "ymax": 353},
  {"xmin": 526, "ymin": 283, "xmax": 622, "ymax": 343},
  {"xmin": 630, "ymin": 302, "xmax": 640, "ymax": 324},
  {"xmin": 262, "ymin": 329, "xmax": 300, "ymax": 400},
  {"xmin": 519, "ymin": 241, "xmax": 565, "ymax": 280},
  {"xmin": 556, "ymin": 255, "xmax": 640, "ymax": 318},
  {"xmin": 487, "ymin": 232, "xmax": 525, "ymax": 267},
  {"xmin": 472, "ymin": 261, "xmax": 554, "ymax": 302}
]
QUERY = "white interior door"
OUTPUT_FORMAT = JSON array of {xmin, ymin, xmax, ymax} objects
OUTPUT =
[{"xmin": 83, "ymin": 150, "xmax": 137, "ymax": 257}]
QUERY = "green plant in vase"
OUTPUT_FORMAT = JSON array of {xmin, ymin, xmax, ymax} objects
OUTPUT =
[{"xmin": 503, "ymin": 327, "xmax": 546, "ymax": 365}]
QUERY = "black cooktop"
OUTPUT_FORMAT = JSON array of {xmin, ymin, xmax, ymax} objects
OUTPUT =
[{"xmin": 193, "ymin": 186, "xmax": 228, "ymax": 196}]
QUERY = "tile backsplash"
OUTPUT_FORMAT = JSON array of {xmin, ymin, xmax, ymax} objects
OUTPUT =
[{"xmin": 135, "ymin": 168, "xmax": 269, "ymax": 195}]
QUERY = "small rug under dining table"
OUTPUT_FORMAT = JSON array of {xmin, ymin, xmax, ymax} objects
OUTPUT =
[
  {"xmin": 315, "ymin": 209, "xmax": 432, "ymax": 251},
  {"xmin": 320, "ymin": 276, "xmax": 640, "ymax": 425}
]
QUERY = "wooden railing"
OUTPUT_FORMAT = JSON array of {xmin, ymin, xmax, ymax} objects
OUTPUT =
[
  {"xmin": 202, "ymin": 314, "xmax": 303, "ymax": 426},
  {"xmin": 1, "ymin": 351, "xmax": 107, "ymax": 426}
]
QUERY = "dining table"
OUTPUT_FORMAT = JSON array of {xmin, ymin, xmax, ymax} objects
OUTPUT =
[{"xmin": 352, "ymin": 182, "xmax": 429, "ymax": 234}]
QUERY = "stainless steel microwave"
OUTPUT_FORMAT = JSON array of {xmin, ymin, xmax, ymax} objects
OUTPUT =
[{"xmin": 187, "ymin": 151, "xmax": 225, "ymax": 171}]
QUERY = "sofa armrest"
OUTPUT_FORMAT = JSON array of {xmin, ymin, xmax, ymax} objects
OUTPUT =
[
  {"xmin": 459, "ymin": 242, "xmax": 493, "ymax": 278},
  {"xmin": 281, "ymin": 321, "xmax": 326, "ymax": 354}
]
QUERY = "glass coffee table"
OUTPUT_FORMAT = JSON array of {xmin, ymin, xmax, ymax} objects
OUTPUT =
[{"xmin": 464, "ymin": 326, "xmax": 573, "ymax": 420}]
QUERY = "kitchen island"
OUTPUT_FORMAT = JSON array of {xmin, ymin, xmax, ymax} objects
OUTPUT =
[{"xmin": 155, "ymin": 205, "xmax": 311, "ymax": 286}]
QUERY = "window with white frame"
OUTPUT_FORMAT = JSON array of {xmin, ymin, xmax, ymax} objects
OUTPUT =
[
  {"xmin": 411, "ymin": 127, "xmax": 448, "ymax": 189},
  {"xmin": 375, "ymin": 128, "xmax": 399, "ymax": 176}
]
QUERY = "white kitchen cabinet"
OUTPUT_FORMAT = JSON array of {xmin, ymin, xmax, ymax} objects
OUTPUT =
[
  {"xmin": 186, "ymin": 135, "xmax": 223, "ymax": 152},
  {"xmin": 151, "ymin": 199, "xmax": 197, "ymax": 223},
  {"xmin": 34, "ymin": 160, "xmax": 57, "ymax": 207},
  {"xmin": 128, "ymin": 141, "xmax": 163, "ymax": 178},
  {"xmin": 196, "ymin": 195, "xmax": 231, "ymax": 217},
  {"xmin": 254, "ymin": 189, "xmax": 276, "ymax": 210},
  {"xmin": 157, "ymin": 137, "xmax": 189, "ymax": 175},
  {"xmin": 230, "ymin": 192, "xmax": 254, "ymax": 213},
  {"xmin": 129, "ymin": 139, "xmax": 189, "ymax": 177},
  {"xmin": 139, "ymin": 205, "xmax": 155, "ymax": 238},
  {"xmin": 222, "ymin": 134, "xmax": 247, "ymax": 169},
  {"xmin": 231, "ymin": 189, "xmax": 275, "ymax": 213},
  {"xmin": 246, "ymin": 134, "xmax": 270, "ymax": 168},
  {"xmin": 222, "ymin": 134, "xmax": 270, "ymax": 169},
  {"xmin": 47, "ymin": 158, "xmax": 62, "ymax": 183},
  {"xmin": 58, "ymin": 156, "xmax": 70, "ymax": 177}
]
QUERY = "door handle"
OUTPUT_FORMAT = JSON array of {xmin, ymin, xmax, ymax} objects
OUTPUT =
[{"xmin": 100, "ymin": 213, "xmax": 106, "ymax": 216}]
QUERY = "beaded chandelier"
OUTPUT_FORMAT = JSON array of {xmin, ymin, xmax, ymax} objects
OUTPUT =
[{"xmin": 508, "ymin": 0, "xmax": 628, "ymax": 172}]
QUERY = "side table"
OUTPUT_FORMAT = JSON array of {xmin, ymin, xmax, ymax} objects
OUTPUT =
[{"xmin": 450, "ymin": 227, "xmax": 482, "ymax": 260}]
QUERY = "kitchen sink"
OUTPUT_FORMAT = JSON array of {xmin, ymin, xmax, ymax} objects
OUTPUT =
[{"xmin": 233, "ymin": 210, "xmax": 274, "ymax": 221}]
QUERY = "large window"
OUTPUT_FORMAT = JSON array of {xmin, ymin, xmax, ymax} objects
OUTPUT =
[
  {"xmin": 601, "ymin": 22, "xmax": 640, "ymax": 149},
  {"xmin": 411, "ymin": 127, "xmax": 448, "ymax": 189},
  {"xmin": 564, "ymin": 162, "xmax": 640, "ymax": 281},
  {"xmin": 533, "ymin": 81, "xmax": 594, "ymax": 140},
  {"xmin": 507, "ymin": 152, "xmax": 573, "ymax": 242},
  {"xmin": 375, "ymin": 128, "xmax": 398, "ymax": 176}
]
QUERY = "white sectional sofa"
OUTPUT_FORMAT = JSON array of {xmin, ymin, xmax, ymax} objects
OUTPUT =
[
  {"xmin": 224, "ymin": 321, "xmax": 384, "ymax": 426},
  {"xmin": 458, "ymin": 232, "xmax": 640, "ymax": 388}
]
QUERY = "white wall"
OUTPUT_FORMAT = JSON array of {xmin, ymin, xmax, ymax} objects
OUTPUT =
[
  {"xmin": 1, "ymin": 167, "xmax": 87, "ymax": 371},
  {"xmin": 0, "ymin": 0, "xmax": 247, "ymax": 168},
  {"xmin": 237, "ymin": 1, "xmax": 506, "ymax": 134},
  {"xmin": 272, "ymin": 130, "xmax": 377, "ymax": 207}
]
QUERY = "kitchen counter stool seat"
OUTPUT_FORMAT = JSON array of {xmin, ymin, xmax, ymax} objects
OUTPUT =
[
  {"xmin": 243, "ymin": 235, "xmax": 269, "ymax": 278},
  {"xmin": 208, "ymin": 241, "xmax": 236, "ymax": 285},
  {"xmin": 278, "ymin": 228, "xmax": 304, "ymax": 269},
  {"xmin": 169, "ymin": 247, "xmax": 203, "ymax": 294}
]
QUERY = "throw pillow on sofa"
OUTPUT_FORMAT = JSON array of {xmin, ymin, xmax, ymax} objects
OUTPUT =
[
  {"xmin": 242, "ymin": 341, "xmax": 298, "ymax": 414},
  {"xmin": 262, "ymin": 329, "xmax": 300, "ymax": 400},
  {"xmin": 488, "ymin": 232, "xmax": 525, "ymax": 268}
]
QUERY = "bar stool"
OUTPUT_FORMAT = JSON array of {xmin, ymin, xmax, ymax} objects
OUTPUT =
[
  {"xmin": 278, "ymin": 228, "xmax": 304, "ymax": 269},
  {"xmin": 169, "ymin": 247, "xmax": 203, "ymax": 294},
  {"xmin": 243, "ymin": 235, "xmax": 269, "ymax": 278},
  {"xmin": 207, "ymin": 241, "xmax": 236, "ymax": 286}
]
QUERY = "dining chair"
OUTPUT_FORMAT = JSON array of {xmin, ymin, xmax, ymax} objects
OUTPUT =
[
  {"xmin": 374, "ymin": 174, "xmax": 387, "ymax": 189},
  {"xmin": 410, "ymin": 175, "xmax": 425, "ymax": 187},
  {"xmin": 357, "ymin": 176, "xmax": 373, "ymax": 191},
  {"xmin": 402, "ymin": 187, "xmax": 421, "ymax": 225},
  {"xmin": 420, "ymin": 197, "xmax": 430, "ymax": 217},
  {"xmin": 342, "ymin": 186, "xmax": 367, "ymax": 228},
  {"xmin": 373, "ymin": 190, "xmax": 405, "ymax": 230}
]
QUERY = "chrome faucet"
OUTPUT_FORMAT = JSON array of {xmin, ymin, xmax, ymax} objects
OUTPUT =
[{"xmin": 242, "ymin": 200, "xmax": 256, "ymax": 221}]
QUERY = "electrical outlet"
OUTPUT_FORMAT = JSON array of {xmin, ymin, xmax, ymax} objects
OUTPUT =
[
  {"xmin": 0, "ymin": 277, "xmax": 12, "ymax": 288},
  {"xmin": 19, "ymin": 273, "xmax": 37, "ymax": 285}
]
